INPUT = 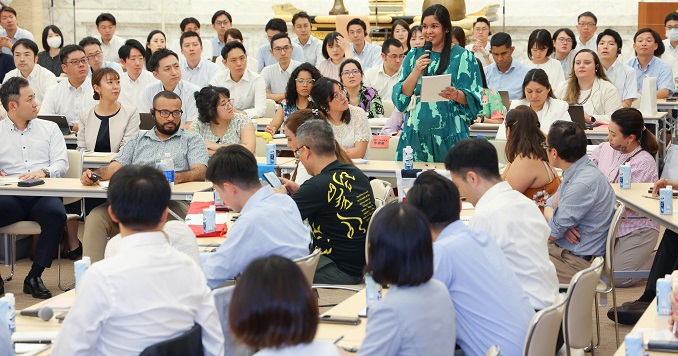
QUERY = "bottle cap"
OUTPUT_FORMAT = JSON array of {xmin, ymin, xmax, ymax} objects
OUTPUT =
[{"xmin": 668, "ymin": 185, "xmax": 673, "ymax": 190}]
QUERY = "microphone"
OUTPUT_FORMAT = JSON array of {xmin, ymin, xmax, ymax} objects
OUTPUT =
[
  {"xmin": 422, "ymin": 42, "xmax": 433, "ymax": 76},
  {"xmin": 20, "ymin": 306, "xmax": 54, "ymax": 321}
]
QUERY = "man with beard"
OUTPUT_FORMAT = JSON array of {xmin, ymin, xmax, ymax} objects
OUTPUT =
[{"xmin": 80, "ymin": 90, "xmax": 208, "ymax": 262}]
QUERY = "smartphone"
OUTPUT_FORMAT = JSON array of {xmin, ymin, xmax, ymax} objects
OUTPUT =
[
  {"xmin": 647, "ymin": 187, "xmax": 678, "ymax": 196},
  {"xmin": 667, "ymin": 97, "xmax": 677, "ymax": 102},
  {"xmin": 263, "ymin": 172, "xmax": 282, "ymax": 188},
  {"xmin": 18, "ymin": 179, "xmax": 45, "ymax": 187},
  {"xmin": 89, "ymin": 173, "xmax": 102, "ymax": 182},
  {"xmin": 318, "ymin": 315, "xmax": 361, "ymax": 325}
]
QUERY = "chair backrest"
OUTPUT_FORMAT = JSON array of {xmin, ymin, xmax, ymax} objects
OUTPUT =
[
  {"xmin": 64, "ymin": 150, "xmax": 84, "ymax": 205},
  {"xmin": 605, "ymin": 201, "xmax": 626, "ymax": 278},
  {"xmin": 489, "ymin": 139, "xmax": 508, "ymax": 165},
  {"xmin": 382, "ymin": 101, "xmax": 395, "ymax": 117},
  {"xmin": 562, "ymin": 257, "xmax": 604, "ymax": 351},
  {"xmin": 254, "ymin": 136, "xmax": 267, "ymax": 157},
  {"xmin": 365, "ymin": 205, "xmax": 384, "ymax": 264},
  {"xmin": 293, "ymin": 248, "xmax": 322, "ymax": 286},
  {"xmin": 367, "ymin": 135, "xmax": 399, "ymax": 161},
  {"xmin": 370, "ymin": 179, "xmax": 393, "ymax": 207},
  {"xmin": 139, "ymin": 323, "xmax": 203, "ymax": 356},
  {"xmin": 264, "ymin": 99, "xmax": 277, "ymax": 118},
  {"xmin": 523, "ymin": 294, "xmax": 566, "ymax": 356},
  {"xmin": 212, "ymin": 286, "xmax": 255, "ymax": 356}
]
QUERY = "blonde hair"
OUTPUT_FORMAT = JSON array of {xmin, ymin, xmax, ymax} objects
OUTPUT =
[{"xmin": 562, "ymin": 49, "xmax": 610, "ymax": 105}]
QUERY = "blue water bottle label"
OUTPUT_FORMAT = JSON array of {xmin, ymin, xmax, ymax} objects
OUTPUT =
[
  {"xmin": 266, "ymin": 143, "xmax": 276, "ymax": 165},
  {"xmin": 163, "ymin": 169, "xmax": 174, "ymax": 184}
]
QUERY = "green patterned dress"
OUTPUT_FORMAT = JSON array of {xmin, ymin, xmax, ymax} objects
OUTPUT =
[{"xmin": 393, "ymin": 45, "xmax": 483, "ymax": 162}]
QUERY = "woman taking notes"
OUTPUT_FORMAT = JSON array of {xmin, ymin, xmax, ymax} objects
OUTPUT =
[
  {"xmin": 191, "ymin": 86, "xmax": 256, "ymax": 155},
  {"xmin": 502, "ymin": 106, "xmax": 561, "ymax": 212},
  {"xmin": 77, "ymin": 68, "xmax": 140, "ymax": 152},
  {"xmin": 555, "ymin": 49, "xmax": 622, "ymax": 125},
  {"xmin": 339, "ymin": 59, "xmax": 384, "ymax": 119},
  {"xmin": 360, "ymin": 202, "xmax": 456, "ymax": 354},
  {"xmin": 393, "ymin": 4, "xmax": 483, "ymax": 162},
  {"xmin": 266, "ymin": 63, "xmax": 321, "ymax": 135}
]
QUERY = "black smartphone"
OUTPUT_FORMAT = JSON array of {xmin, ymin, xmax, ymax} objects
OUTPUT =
[
  {"xmin": 18, "ymin": 179, "xmax": 45, "ymax": 187},
  {"xmin": 318, "ymin": 315, "xmax": 361, "ymax": 325},
  {"xmin": 89, "ymin": 173, "xmax": 102, "ymax": 182}
]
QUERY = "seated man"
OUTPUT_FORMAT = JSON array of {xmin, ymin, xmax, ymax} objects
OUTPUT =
[
  {"xmin": 544, "ymin": 121, "xmax": 616, "ymax": 283},
  {"xmin": 0, "ymin": 77, "xmax": 68, "ymax": 298},
  {"xmin": 179, "ymin": 31, "xmax": 218, "ymax": 88},
  {"xmin": 118, "ymin": 39, "xmax": 158, "ymax": 111},
  {"xmin": 445, "ymin": 138, "xmax": 559, "ymax": 311},
  {"xmin": 281, "ymin": 119, "xmax": 376, "ymax": 284},
  {"xmin": 210, "ymin": 10, "xmax": 233, "ymax": 60},
  {"xmin": 168, "ymin": 17, "xmax": 213, "ymax": 60},
  {"xmin": 201, "ymin": 145, "xmax": 310, "ymax": 288},
  {"xmin": 291, "ymin": 11, "xmax": 323, "ymax": 66},
  {"xmin": 78, "ymin": 36, "xmax": 124, "ymax": 75},
  {"xmin": 52, "ymin": 165, "xmax": 224, "ymax": 355},
  {"xmin": 407, "ymin": 171, "xmax": 534, "ymax": 356},
  {"xmin": 139, "ymin": 49, "xmax": 200, "ymax": 126},
  {"xmin": 255, "ymin": 18, "xmax": 304, "ymax": 72},
  {"xmin": 628, "ymin": 28, "xmax": 675, "ymax": 99},
  {"xmin": 0, "ymin": 6, "xmax": 34, "ymax": 56},
  {"xmin": 81, "ymin": 91, "xmax": 208, "ymax": 262},
  {"xmin": 2, "ymin": 38, "xmax": 57, "ymax": 105},
  {"xmin": 363, "ymin": 38, "xmax": 404, "ymax": 103},
  {"xmin": 261, "ymin": 33, "xmax": 301, "ymax": 103},
  {"xmin": 597, "ymin": 29, "xmax": 638, "ymax": 108},
  {"xmin": 484, "ymin": 32, "xmax": 529, "ymax": 100},
  {"xmin": 346, "ymin": 18, "xmax": 382, "ymax": 71},
  {"xmin": 94, "ymin": 12, "xmax": 125, "ymax": 63}
]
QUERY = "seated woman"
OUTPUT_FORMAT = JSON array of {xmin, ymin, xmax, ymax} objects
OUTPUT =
[
  {"xmin": 230, "ymin": 255, "xmax": 341, "ymax": 355},
  {"xmin": 191, "ymin": 85, "xmax": 256, "ymax": 155},
  {"xmin": 501, "ymin": 105, "xmax": 561, "ymax": 213},
  {"xmin": 407, "ymin": 25, "xmax": 425, "ymax": 54},
  {"xmin": 37, "ymin": 25, "xmax": 65, "ymax": 77},
  {"xmin": 310, "ymin": 77, "xmax": 370, "ymax": 159},
  {"xmin": 317, "ymin": 32, "xmax": 354, "ymax": 81},
  {"xmin": 555, "ymin": 49, "xmax": 622, "ymax": 125},
  {"xmin": 145, "ymin": 30, "xmax": 166, "ymax": 70},
  {"xmin": 590, "ymin": 108, "xmax": 660, "ymax": 287},
  {"xmin": 266, "ymin": 63, "xmax": 321, "ymax": 135},
  {"xmin": 77, "ymin": 67, "xmax": 140, "ymax": 152},
  {"xmin": 284, "ymin": 109, "xmax": 353, "ymax": 184},
  {"xmin": 391, "ymin": 19, "xmax": 410, "ymax": 53},
  {"xmin": 522, "ymin": 29, "xmax": 566, "ymax": 90},
  {"xmin": 360, "ymin": 202, "xmax": 457, "ymax": 354},
  {"xmin": 223, "ymin": 28, "xmax": 258, "ymax": 73},
  {"xmin": 496, "ymin": 68, "xmax": 571, "ymax": 139},
  {"xmin": 339, "ymin": 59, "xmax": 384, "ymax": 119}
]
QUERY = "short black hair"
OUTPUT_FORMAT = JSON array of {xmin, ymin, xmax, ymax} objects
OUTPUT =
[
  {"xmin": 553, "ymin": 28, "xmax": 577, "ymax": 50},
  {"xmin": 108, "ymin": 165, "xmax": 171, "ymax": 231},
  {"xmin": 490, "ymin": 32, "xmax": 512, "ymax": 48},
  {"xmin": 366, "ymin": 203, "xmax": 433, "ymax": 287},
  {"xmin": 596, "ymin": 29, "xmax": 623, "ymax": 53},
  {"xmin": 265, "ymin": 18, "xmax": 287, "ymax": 33},
  {"xmin": 194, "ymin": 85, "xmax": 230, "ymax": 124},
  {"xmin": 179, "ymin": 17, "xmax": 200, "ymax": 32},
  {"xmin": 12, "ymin": 38, "xmax": 38, "ymax": 56},
  {"xmin": 206, "ymin": 145, "xmax": 261, "ymax": 190},
  {"xmin": 381, "ymin": 38, "xmax": 402, "ymax": 53},
  {"xmin": 339, "ymin": 58, "xmax": 363, "ymax": 78},
  {"xmin": 407, "ymin": 171, "xmax": 461, "ymax": 229},
  {"xmin": 95, "ymin": 12, "xmax": 116, "ymax": 26},
  {"xmin": 211, "ymin": 10, "xmax": 232, "ymax": 25},
  {"xmin": 634, "ymin": 28, "xmax": 665, "ymax": 56},
  {"xmin": 292, "ymin": 11, "xmax": 311, "ymax": 26},
  {"xmin": 270, "ymin": 32, "xmax": 290, "ymax": 48},
  {"xmin": 118, "ymin": 39, "xmax": 145, "ymax": 60},
  {"xmin": 59, "ymin": 44, "xmax": 85, "ymax": 64},
  {"xmin": 527, "ymin": 29, "xmax": 554, "ymax": 59},
  {"xmin": 221, "ymin": 41, "xmax": 246, "ymax": 59},
  {"xmin": 152, "ymin": 90, "xmax": 182, "ymax": 108},
  {"xmin": 0, "ymin": 6, "xmax": 17, "ymax": 17},
  {"xmin": 41, "ymin": 25, "xmax": 63, "ymax": 52},
  {"xmin": 472, "ymin": 17, "xmax": 491, "ymax": 33},
  {"xmin": 578, "ymin": 11, "xmax": 598, "ymax": 25},
  {"xmin": 347, "ymin": 18, "xmax": 367, "ymax": 32},
  {"xmin": 321, "ymin": 32, "xmax": 343, "ymax": 60},
  {"xmin": 78, "ymin": 36, "xmax": 101, "ymax": 49},
  {"xmin": 180, "ymin": 31, "xmax": 202, "ymax": 47},
  {"xmin": 148, "ymin": 48, "xmax": 178, "ymax": 72},
  {"xmin": 665, "ymin": 12, "xmax": 678, "ymax": 25},
  {"xmin": 445, "ymin": 138, "xmax": 501, "ymax": 181},
  {"xmin": 285, "ymin": 63, "xmax": 322, "ymax": 104},
  {"xmin": 0, "ymin": 77, "xmax": 29, "ymax": 111},
  {"xmin": 547, "ymin": 121, "xmax": 587, "ymax": 163}
]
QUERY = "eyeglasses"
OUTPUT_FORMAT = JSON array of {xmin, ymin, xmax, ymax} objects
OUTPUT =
[
  {"xmin": 332, "ymin": 90, "xmax": 347, "ymax": 101},
  {"xmin": 65, "ymin": 58, "xmax": 87, "ymax": 66},
  {"xmin": 153, "ymin": 109, "xmax": 183, "ymax": 118},
  {"xmin": 219, "ymin": 99, "xmax": 235, "ymax": 109},
  {"xmin": 86, "ymin": 52, "xmax": 103, "ymax": 62},
  {"xmin": 214, "ymin": 20, "xmax": 230, "ymax": 26},
  {"xmin": 341, "ymin": 69, "xmax": 360, "ymax": 77},
  {"xmin": 578, "ymin": 22, "xmax": 596, "ymax": 27},
  {"xmin": 386, "ymin": 53, "xmax": 406, "ymax": 60},
  {"xmin": 294, "ymin": 145, "xmax": 309, "ymax": 157},
  {"xmin": 556, "ymin": 37, "xmax": 573, "ymax": 44},
  {"xmin": 273, "ymin": 45, "xmax": 292, "ymax": 53},
  {"xmin": 541, "ymin": 142, "xmax": 552, "ymax": 150},
  {"xmin": 295, "ymin": 78, "xmax": 315, "ymax": 85}
]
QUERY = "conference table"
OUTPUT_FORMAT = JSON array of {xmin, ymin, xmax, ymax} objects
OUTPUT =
[
  {"xmin": 277, "ymin": 159, "xmax": 444, "ymax": 179},
  {"xmin": 613, "ymin": 183, "xmax": 678, "ymax": 232},
  {"xmin": 81, "ymin": 152, "xmax": 297, "ymax": 170},
  {"xmin": 253, "ymin": 117, "xmax": 386, "ymax": 135}
]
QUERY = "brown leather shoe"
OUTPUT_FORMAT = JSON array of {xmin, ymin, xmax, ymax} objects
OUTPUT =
[{"xmin": 607, "ymin": 300, "xmax": 650, "ymax": 325}]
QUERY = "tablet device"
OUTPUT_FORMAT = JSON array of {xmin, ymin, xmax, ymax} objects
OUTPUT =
[
  {"xmin": 38, "ymin": 115, "xmax": 71, "ymax": 135},
  {"xmin": 567, "ymin": 105, "xmax": 587, "ymax": 130}
]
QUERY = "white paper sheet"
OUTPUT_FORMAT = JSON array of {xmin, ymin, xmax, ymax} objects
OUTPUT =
[
  {"xmin": 420, "ymin": 74, "xmax": 452, "ymax": 103},
  {"xmin": 85, "ymin": 151, "xmax": 114, "ymax": 157}
]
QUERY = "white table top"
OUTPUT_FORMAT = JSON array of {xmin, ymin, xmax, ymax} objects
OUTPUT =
[{"xmin": 613, "ymin": 183, "xmax": 678, "ymax": 232}]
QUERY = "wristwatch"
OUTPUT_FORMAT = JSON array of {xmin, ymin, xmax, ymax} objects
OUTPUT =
[
  {"xmin": 590, "ymin": 116, "xmax": 596, "ymax": 123},
  {"xmin": 41, "ymin": 168, "xmax": 50, "ymax": 177}
]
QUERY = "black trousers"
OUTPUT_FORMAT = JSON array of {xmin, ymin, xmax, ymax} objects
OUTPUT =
[
  {"xmin": 0, "ymin": 196, "xmax": 66, "ymax": 269},
  {"xmin": 641, "ymin": 229, "xmax": 678, "ymax": 301}
]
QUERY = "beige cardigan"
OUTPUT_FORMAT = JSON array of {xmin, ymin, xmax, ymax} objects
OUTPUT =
[{"xmin": 77, "ymin": 104, "xmax": 140, "ymax": 152}]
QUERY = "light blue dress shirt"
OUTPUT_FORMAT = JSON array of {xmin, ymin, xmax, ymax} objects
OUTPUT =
[
  {"xmin": 350, "ymin": 41, "xmax": 383, "ymax": 71},
  {"xmin": 180, "ymin": 58, "xmax": 220, "ymax": 88},
  {"xmin": 603, "ymin": 60, "xmax": 638, "ymax": 101},
  {"xmin": 292, "ymin": 35, "xmax": 324, "ymax": 66},
  {"xmin": 628, "ymin": 56, "xmax": 675, "ymax": 96},
  {"xmin": 138, "ymin": 80, "xmax": 201, "ymax": 124},
  {"xmin": 212, "ymin": 37, "xmax": 225, "ymax": 58},
  {"xmin": 0, "ymin": 27, "xmax": 34, "ymax": 55},
  {"xmin": 255, "ymin": 42, "xmax": 305, "ymax": 72},
  {"xmin": 200, "ymin": 186, "xmax": 311, "ymax": 288},
  {"xmin": 484, "ymin": 59, "xmax": 530, "ymax": 100},
  {"xmin": 433, "ymin": 220, "xmax": 535, "ymax": 356},
  {"xmin": 0, "ymin": 117, "xmax": 68, "ymax": 178},
  {"xmin": 547, "ymin": 156, "xmax": 616, "ymax": 257}
]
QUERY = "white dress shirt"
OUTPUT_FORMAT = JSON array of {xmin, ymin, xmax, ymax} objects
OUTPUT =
[
  {"xmin": 292, "ymin": 35, "xmax": 324, "ymax": 66},
  {"xmin": 603, "ymin": 59, "xmax": 638, "ymax": 102},
  {"xmin": 660, "ymin": 53, "xmax": 678, "ymax": 79},
  {"xmin": 576, "ymin": 35, "xmax": 598, "ymax": 53},
  {"xmin": 209, "ymin": 69, "xmax": 266, "ymax": 118},
  {"xmin": 465, "ymin": 42, "xmax": 492, "ymax": 67},
  {"xmin": 521, "ymin": 58, "xmax": 566, "ymax": 91},
  {"xmin": 260, "ymin": 60, "xmax": 301, "ymax": 94},
  {"xmin": 363, "ymin": 64, "xmax": 403, "ymax": 103},
  {"xmin": 96, "ymin": 35, "xmax": 125, "ymax": 63},
  {"xmin": 0, "ymin": 117, "xmax": 68, "ymax": 177},
  {"xmin": 0, "ymin": 27, "xmax": 34, "ymax": 55},
  {"xmin": 139, "ymin": 80, "xmax": 201, "ymax": 124},
  {"xmin": 119, "ymin": 70, "xmax": 159, "ymax": 112},
  {"xmin": 350, "ymin": 41, "xmax": 383, "ymax": 71},
  {"xmin": 469, "ymin": 181, "xmax": 559, "ymax": 310},
  {"xmin": 496, "ymin": 97, "xmax": 571, "ymax": 139},
  {"xmin": 2, "ymin": 64, "xmax": 58, "ymax": 105},
  {"xmin": 52, "ymin": 231, "xmax": 224, "ymax": 356},
  {"xmin": 39, "ymin": 79, "xmax": 97, "ymax": 125},
  {"xmin": 663, "ymin": 38, "xmax": 678, "ymax": 63},
  {"xmin": 180, "ymin": 58, "xmax": 220, "ymax": 88}
]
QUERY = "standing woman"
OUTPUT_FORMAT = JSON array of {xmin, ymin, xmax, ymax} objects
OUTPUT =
[
  {"xmin": 551, "ymin": 28, "xmax": 577, "ymax": 79},
  {"xmin": 339, "ymin": 59, "xmax": 384, "ymax": 118},
  {"xmin": 393, "ymin": 4, "xmax": 483, "ymax": 162},
  {"xmin": 266, "ymin": 63, "xmax": 321, "ymax": 135},
  {"xmin": 523, "ymin": 29, "xmax": 566, "ymax": 89},
  {"xmin": 317, "ymin": 32, "xmax": 354, "ymax": 81},
  {"xmin": 391, "ymin": 19, "xmax": 410, "ymax": 53},
  {"xmin": 37, "ymin": 25, "xmax": 64, "ymax": 77},
  {"xmin": 145, "ymin": 30, "xmax": 166, "ymax": 70},
  {"xmin": 465, "ymin": 17, "xmax": 492, "ymax": 67},
  {"xmin": 590, "ymin": 108, "xmax": 659, "ymax": 287}
]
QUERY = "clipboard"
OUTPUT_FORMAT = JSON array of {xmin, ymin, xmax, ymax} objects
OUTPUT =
[{"xmin": 420, "ymin": 74, "xmax": 452, "ymax": 103}]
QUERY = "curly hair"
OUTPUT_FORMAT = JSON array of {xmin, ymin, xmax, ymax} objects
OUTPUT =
[
  {"xmin": 193, "ymin": 85, "xmax": 231, "ymax": 124},
  {"xmin": 284, "ymin": 63, "xmax": 322, "ymax": 105}
]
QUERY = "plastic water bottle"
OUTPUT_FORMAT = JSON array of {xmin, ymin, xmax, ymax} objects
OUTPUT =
[
  {"xmin": 660, "ymin": 185, "xmax": 673, "ymax": 215},
  {"xmin": 161, "ymin": 152, "xmax": 175, "ymax": 186},
  {"xmin": 403, "ymin": 145, "xmax": 413, "ymax": 170},
  {"xmin": 266, "ymin": 143, "xmax": 276, "ymax": 165},
  {"xmin": 4, "ymin": 293, "xmax": 14, "ymax": 334},
  {"xmin": 657, "ymin": 275, "xmax": 673, "ymax": 315},
  {"xmin": 0, "ymin": 298, "xmax": 8, "ymax": 335},
  {"xmin": 74, "ymin": 256, "xmax": 91, "ymax": 293},
  {"xmin": 619, "ymin": 163, "xmax": 631, "ymax": 190},
  {"xmin": 365, "ymin": 273, "xmax": 382, "ymax": 316},
  {"xmin": 625, "ymin": 332, "xmax": 643, "ymax": 356},
  {"xmin": 203, "ymin": 205, "xmax": 216, "ymax": 233}
]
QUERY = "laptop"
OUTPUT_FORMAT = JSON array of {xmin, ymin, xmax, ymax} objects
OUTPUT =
[
  {"xmin": 568, "ymin": 105, "xmax": 589, "ymax": 130},
  {"xmin": 38, "ymin": 115, "xmax": 71, "ymax": 135},
  {"xmin": 498, "ymin": 91, "xmax": 511, "ymax": 110},
  {"xmin": 139, "ymin": 113, "xmax": 155, "ymax": 130}
]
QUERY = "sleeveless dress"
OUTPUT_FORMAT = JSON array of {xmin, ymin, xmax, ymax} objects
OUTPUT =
[{"xmin": 502, "ymin": 160, "xmax": 561, "ymax": 213}]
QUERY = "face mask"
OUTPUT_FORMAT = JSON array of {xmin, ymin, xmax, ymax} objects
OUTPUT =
[
  {"xmin": 47, "ymin": 36, "xmax": 61, "ymax": 49},
  {"xmin": 667, "ymin": 29, "xmax": 678, "ymax": 42},
  {"xmin": 610, "ymin": 138, "xmax": 629, "ymax": 152}
]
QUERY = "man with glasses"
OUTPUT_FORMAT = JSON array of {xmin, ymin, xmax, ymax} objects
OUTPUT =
[
  {"xmin": 347, "ymin": 18, "xmax": 382, "ymax": 71},
  {"xmin": 80, "ymin": 90, "xmax": 208, "ymax": 262},
  {"xmin": 255, "ymin": 18, "xmax": 304, "ymax": 72},
  {"xmin": 279, "ymin": 119, "xmax": 376, "ymax": 284},
  {"xmin": 79, "ymin": 36, "xmax": 123, "ymax": 76},
  {"xmin": 94, "ymin": 12, "xmax": 125, "ymax": 64},
  {"xmin": 210, "ymin": 10, "xmax": 233, "ymax": 61},
  {"xmin": 261, "ymin": 33, "xmax": 301, "ymax": 103},
  {"xmin": 663, "ymin": 12, "xmax": 678, "ymax": 62},
  {"xmin": 543, "ymin": 121, "xmax": 615, "ymax": 283},
  {"xmin": 575, "ymin": 11, "xmax": 598, "ymax": 52},
  {"xmin": 2, "ymin": 38, "xmax": 57, "ymax": 105},
  {"xmin": 40, "ymin": 44, "xmax": 96, "ymax": 131},
  {"xmin": 364, "ymin": 38, "xmax": 404, "ymax": 103},
  {"xmin": 291, "ymin": 11, "xmax": 323, "ymax": 66}
]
